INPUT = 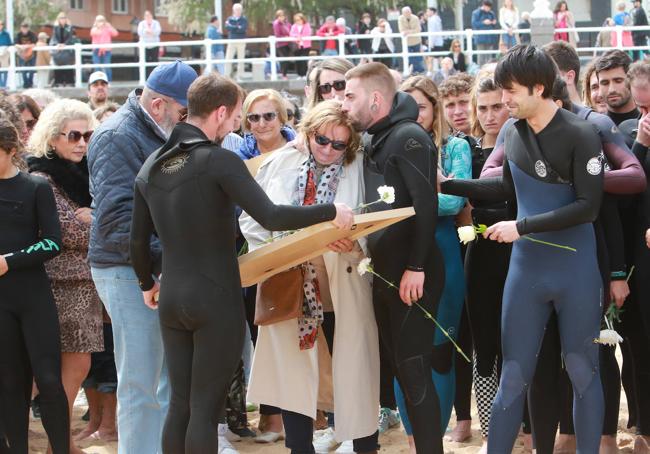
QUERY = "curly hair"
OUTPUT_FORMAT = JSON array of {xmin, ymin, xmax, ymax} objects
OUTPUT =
[
  {"xmin": 28, "ymin": 99, "xmax": 97, "ymax": 158},
  {"xmin": 299, "ymin": 100, "xmax": 360, "ymax": 164},
  {"xmin": 0, "ymin": 114, "xmax": 24, "ymax": 167},
  {"xmin": 438, "ymin": 73, "xmax": 475, "ymax": 99}
]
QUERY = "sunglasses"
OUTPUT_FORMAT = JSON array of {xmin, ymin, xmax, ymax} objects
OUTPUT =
[
  {"xmin": 247, "ymin": 112, "xmax": 277, "ymax": 123},
  {"xmin": 318, "ymin": 80, "xmax": 346, "ymax": 95},
  {"xmin": 314, "ymin": 134, "xmax": 347, "ymax": 151},
  {"xmin": 61, "ymin": 130, "xmax": 93, "ymax": 143},
  {"xmin": 287, "ymin": 110, "xmax": 295, "ymax": 120}
]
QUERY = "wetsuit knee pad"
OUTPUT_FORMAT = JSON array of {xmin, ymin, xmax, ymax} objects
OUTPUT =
[
  {"xmin": 396, "ymin": 355, "xmax": 432, "ymax": 407},
  {"xmin": 564, "ymin": 351, "xmax": 598, "ymax": 397},
  {"xmin": 494, "ymin": 359, "xmax": 527, "ymax": 410},
  {"xmin": 431, "ymin": 342, "xmax": 453, "ymax": 375}
]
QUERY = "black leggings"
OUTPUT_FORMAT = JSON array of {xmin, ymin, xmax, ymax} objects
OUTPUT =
[
  {"xmin": 294, "ymin": 48, "xmax": 310, "ymax": 77},
  {"xmin": 373, "ymin": 250, "xmax": 445, "ymax": 454},
  {"xmin": 453, "ymin": 307, "xmax": 473, "ymax": 421},
  {"xmin": 159, "ymin": 282, "xmax": 246, "ymax": 454},
  {"xmin": 0, "ymin": 277, "xmax": 69, "ymax": 454},
  {"xmin": 276, "ymin": 45, "xmax": 292, "ymax": 76},
  {"xmin": 379, "ymin": 335, "xmax": 397, "ymax": 410}
]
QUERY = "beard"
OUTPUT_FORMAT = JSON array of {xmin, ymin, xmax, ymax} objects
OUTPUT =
[
  {"xmin": 158, "ymin": 112, "xmax": 178, "ymax": 137},
  {"xmin": 606, "ymin": 91, "xmax": 632, "ymax": 109}
]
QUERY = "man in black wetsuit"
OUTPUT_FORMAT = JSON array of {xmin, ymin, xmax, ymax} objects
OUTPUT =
[
  {"xmin": 129, "ymin": 73, "xmax": 354, "ymax": 454},
  {"xmin": 342, "ymin": 62, "xmax": 445, "ymax": 454},
  {"xmin": 441, "ymin": 45, "xmax": 605, "ymax": 454},
  {"xmin": 598, "ymin": 50, "xmax": 640, "ymax": 126}
]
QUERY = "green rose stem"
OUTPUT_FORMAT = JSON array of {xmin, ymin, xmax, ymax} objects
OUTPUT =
[
  {"xmin": 605, "ymin": 265, "xmax": 635, "ymax": 326},
  {"xmin": 474, "ymin": 224, "xmax": 577, "ymax": 252},
  {"xmin": 366, "ymin": 265, "xmax": 471, "ymax": 363}
]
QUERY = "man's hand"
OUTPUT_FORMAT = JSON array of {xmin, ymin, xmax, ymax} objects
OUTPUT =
[
  {"xmin": 637, "ymin": 114, "xmax": 650, "ymax": 147},
  {"xmin": 142, "ymin": 281, "xmax": 160, "ymax": 310},
  {"xmin": 0, "ymin": 255, "xmax": 8, "ymax": 277},
  {"xmin": 399, "ymin": 270, "xmax": 424, "ymax": 306},
  {"xmin": 484, "ymin": 221, "xmax": 520, "ymax": 243},
  {"xmin": 332, "ymin": 203, "xmax": 354, "ymax": 230},
  {"xmin": 610, "ymin": 280, "xmax": 629, "ymax": 308},
  {"xmin": 327, "ymin": 238, "xmax": 355, "ymax": 253},
  {"xmin": 75, "ymin": 207, "xmax": 92, "ymax": 225},
  {"xmin": 646, "ymin": 228, "xmax": 650, "ymax": 248}
]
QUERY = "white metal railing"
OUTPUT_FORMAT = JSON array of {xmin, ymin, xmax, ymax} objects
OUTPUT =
[{"xmin": 2, "ymin": 25, "xmax": 650, "ymax": 90}]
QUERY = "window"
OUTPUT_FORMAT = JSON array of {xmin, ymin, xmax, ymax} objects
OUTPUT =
[
  {"xmin": 112, "ymin": 0, "xmax": 128, "ymax": 14},
  {"xmin": 154, "ymin": 0, "xmax": 166, "ymax": 16},
  {"xmin": 69, "ymin": 0, "xmax": 83, "ymax": 10}
]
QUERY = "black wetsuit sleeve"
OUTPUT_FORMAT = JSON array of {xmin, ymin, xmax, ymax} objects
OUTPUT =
[
  {"xmin": 130, "ymin": 181, "xmax": 157, "ymax": 291},
  {"xmin": 214, "ymin": 150, "xmax": 336, "ymax": 232},
  {"xmin": 389, "ymin": 150, "xmax": 438, "ymax": 269},
  {"xmin": 4, "ymin": 180, "xmax": 62, "ymax": 270},
  {"xmin": 442, "ymin": 158, "xmax": 515, "ymax": 202},
  {"xmin": 516, "ymin": 128, "xmax": 603, "ymax": 235},
  {"xmin": 633, "ymin": 141, "xmax": 650, "ymax": 172},
  {"xmin": 599, "ymin": 195, "xmax": 626, "ymax": 279}
]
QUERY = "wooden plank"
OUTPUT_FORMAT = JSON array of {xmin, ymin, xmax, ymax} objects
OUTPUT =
[
  {"xmin": 238, "ymin": 207, "xmax": 415, "ymax": 287},
  {"xmin": 244, "ymin": 152, "xmax": 275, "ymax": 177}
]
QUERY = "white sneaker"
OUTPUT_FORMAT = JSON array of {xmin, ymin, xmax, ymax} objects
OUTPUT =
[
  {"xmin": 218, "ymin": 435, "xmax": 239, "ymax": 454},
  {"xmin": 218, "ymin": 424, "xmax": 241, "ymax": 442},
  {"xmin": 335, "ymin": 440, "xmax": 354, "ymax": 453},
  {"xmin": 313, "ymin": 427, "xmax": 340, "ymax": 453}
]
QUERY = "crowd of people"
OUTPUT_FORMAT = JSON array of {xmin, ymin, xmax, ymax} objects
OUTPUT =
[{"xmin": 2, "ymin": 13, "xmax": 650, "ymax": 454}]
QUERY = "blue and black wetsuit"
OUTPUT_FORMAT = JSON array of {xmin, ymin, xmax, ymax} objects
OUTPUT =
[
  {"xmin": 443, "ymin": 107, "xmax": 605, "ymax": 453},
  {"xmin": 394, "ymin": 135, "xmax": 472, "ymax": 435}
]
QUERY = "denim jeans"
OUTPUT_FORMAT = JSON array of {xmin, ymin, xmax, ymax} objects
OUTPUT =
[
  {"xmin": 18, "ymin": 57, "xmax": 36, "ymax": 88},
  {"xmin": 0, "ymin": 70, "xmax": 6, "ymax": 88},
  {"xmin": 211, "ymin": 50, "xmax": 225, "ymax": 75},
  {"xmin": 408, "ymin": 44, "xmax": 425, "ymax": 74},
  {"xmin": 322, "ymin": 48, "xmax": 339, "ymax": 56},
  {"xmin": 92, "ymin": 50, "xmax": 113, "ymax": 81},
  {"xmin": 92, "ymin": 266, "xmax": 169, "ymax": 454}
]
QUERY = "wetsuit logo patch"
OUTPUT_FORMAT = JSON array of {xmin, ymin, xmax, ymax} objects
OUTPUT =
[
  {"xmin": 404, "ymin": 138, "xmax": 423, "ymax": 152},
  {"xmin": 534, "ymin": 160, "xmax": 547, "ymax": 178},
  {"xmin": 586, "ymin": 157, "xmax": 602, "ymax": 176},
  {"xmin": 161, "ymin": 153, "xmax": 190, "ymax": 174}
]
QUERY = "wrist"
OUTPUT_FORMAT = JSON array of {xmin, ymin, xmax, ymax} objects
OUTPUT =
[
  {"xmin": 406, "ymin": 265, "xmax": 424, "ymax": 272},
  {"xmin": 611, "ymin": 270, "xmax": 627, "ymax": 281}
]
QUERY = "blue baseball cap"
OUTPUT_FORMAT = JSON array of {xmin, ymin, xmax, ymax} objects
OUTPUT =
[{"xmin": 145, "ymin": 60, "xmax": 197, "ymax": 107}]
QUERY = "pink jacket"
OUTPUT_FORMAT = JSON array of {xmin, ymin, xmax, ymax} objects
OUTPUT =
[
  {"xmin": 290, "ymin": 23, "xmax": 312, "ymax": 49},
  {"xmin": 90, "ymin": 24, "xmax": 118, "ymax": 46}
]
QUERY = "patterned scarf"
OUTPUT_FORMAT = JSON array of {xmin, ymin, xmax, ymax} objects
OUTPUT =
[{"xmin": 294, "ymin": 153, "xmax": 344, "ymax": 350}]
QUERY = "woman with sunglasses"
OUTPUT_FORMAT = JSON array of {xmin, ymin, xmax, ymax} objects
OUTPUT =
[
  {"xmin": 237, "ymin": 89, "xmax": 296, "ymax": 162},
  {"xmin": 306, "ymin": 57, "xmax": 355, "ymax": 110},
  {"xmin": 27, "ymin": 99, "xmax": 102, "ymax": 454},
  {"xmin": 392, "ymin": 75, "xmax": 471, "ymax": 454},
  {"xmin": 447, "ymin": 39, "xmax": 467, "ymax": 73},
  {"xmin": 7, "ymin": 94, "xmax": 40, "ymax": 144},
  {"xmin": 241, "ymin": 100, "xmax": 380, "ymax": 454}
]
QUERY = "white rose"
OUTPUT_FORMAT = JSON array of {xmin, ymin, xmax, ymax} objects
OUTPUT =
[
  {"xmin": 457, "ymin": 225, "xmax": 477, "ymax": 245},
  {"xmin": 595, "ymin": 329, "xmax": 623, "ymax": 346},
  {"xmin": 357, "ymin": 257, "xmax": 372, "ymax": 276},
  {"xmin": 377, "ymin": 185, "xmax": 395, "ymax": 204}
]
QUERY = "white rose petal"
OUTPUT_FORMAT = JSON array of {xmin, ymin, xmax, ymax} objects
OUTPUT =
[
  {"xmin": 378, "ymin": 185, "xmax": 395, "ymax": 204},
  {"xmin": 595, "ymin": 329, "xmax": 623, "ymax": 346},
  {"xmin": 457, "ymin": 225, "xmax": 477, "ymax": 245},
  {"xmin": 357, "ymin": 257, "xmax": 372, "ymax": 276}
]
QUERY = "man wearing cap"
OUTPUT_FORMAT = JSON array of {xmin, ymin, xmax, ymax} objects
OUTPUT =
[
  {"xmin": 87, "ymin": 71, "xmax": 112, "ymax": 110},
  {"xmin": 87, "ymin": 60, "xmax": 197, "ymax": 454},
  {"xmin": 15, "ymin": 23, "xmax": 37, "ymax": 89}
]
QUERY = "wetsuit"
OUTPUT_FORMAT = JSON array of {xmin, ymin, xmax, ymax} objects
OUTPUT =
[
  {"xmin": 364, "ymin": 92, "xmax": 445, "ymax": 454},
  {"xmin": 0, "ymin": 171, "xmax": 69, "ymax": 454},
  {"xmin": 394, "ymin": 135, "xmax": 471, "ymax": 434},
  {"xmin": 443, "ymin": 107, "xmax": 605, "ymax": 453},
  {"xmin": 487, "ymin": 106, "xmax": 646, "ymax": 451},
  {"xmin": 129, "ymin": 123, "xmax": 338, "ymax": 454}
]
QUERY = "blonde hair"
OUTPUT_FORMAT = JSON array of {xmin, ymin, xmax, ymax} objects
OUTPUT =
[
  {"xmin": 399, "ymin": 76, "xmax": 444, "ymax": 150},
  {"xmin": 28, "ymin": 99, "xmax": 97, "ymax": 158},
  {"xmin": 299, "ymin": 100, "xmax": 360, "ymax": 164},
  {"xmin": 242, "ymin": 89, "xmax": 288, "ymax": 131}
]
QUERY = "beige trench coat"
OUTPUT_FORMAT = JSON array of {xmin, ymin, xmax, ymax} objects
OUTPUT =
[{"xmin": 239, "ymin": 146, "xmax": 380, "ymax": 442}]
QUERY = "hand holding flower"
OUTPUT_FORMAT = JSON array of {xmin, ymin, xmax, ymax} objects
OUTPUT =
[
  {"xmin": 399, "ymin": 270, "xmax": 424, "ymax": 306},
  {"xmin": 484, "ymin": 221, "xmax": 520, "ymax": 243}
]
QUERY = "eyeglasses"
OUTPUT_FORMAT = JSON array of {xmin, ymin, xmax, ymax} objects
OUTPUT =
[
  {"xmin": 287, "ymin": 110, "xmax": 295, "ymax": 120},
  {"xmin": 25, "ymin": 119, "xmax": 37, "ymax": 130},
  {"xmin": 247, "ymin": 112, "xmax": 278, "ymax": 123},
  {"xmin": 156, "ymin": 97, "xmax": 187, "ymax": 122},
  {"xmin": 318, "ymin": 80, "xmax": 346, "ymax": 95},
  {"xmin": 61, "ymin": 130, "xmax": 93, "ymax": 143},
  {"xmin": 314, "ymin": 134, "xmax": 347, "ymax": 151}
]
